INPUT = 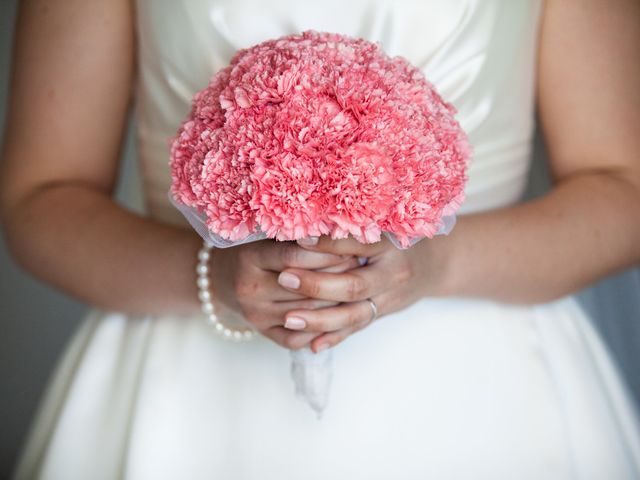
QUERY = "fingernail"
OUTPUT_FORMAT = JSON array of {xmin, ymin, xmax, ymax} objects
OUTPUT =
[
  {"xmin": 315, "ymin": 343, "xmax": 330, "ymax": 353},
  {"xmin": 278, "ymin": 272, "xmax": 300, "ymax": 289},
  {"xmin": 285, "ymin": 317, "xmax": 307, "ymax": 330},
  {"xmin": 297, "ymin": 236, "xmax": 318, "ymax": 246}
]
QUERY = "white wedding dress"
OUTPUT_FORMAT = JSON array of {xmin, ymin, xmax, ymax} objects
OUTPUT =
[{"xmin": 12, "ymin": 1, "xmax": 640, "ymax": 479}]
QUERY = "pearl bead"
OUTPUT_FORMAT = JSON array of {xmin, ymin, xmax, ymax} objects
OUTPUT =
[
  {"xmin": 199, "ymin": 291, "xmax": 212, "ymax": 303},
  {"xmin": 202, "ymin": 302, "xmax": 214, "ymax": 314},
  {"xmin": 196, "ymin": 240, "xmax": 255, "ymax": 343},
  {"xmin": 196, "ymin": 264, "xmax": 209, "ymax": 276}
]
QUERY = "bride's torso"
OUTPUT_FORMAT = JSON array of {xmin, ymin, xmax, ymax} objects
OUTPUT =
[{"xmin": 133, "ymin": 0, "xmax": 542, "ymax": 223}]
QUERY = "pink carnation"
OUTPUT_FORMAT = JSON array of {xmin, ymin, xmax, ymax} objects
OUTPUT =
[{"xmin": 170, "ymin": 30, "xmax": 470, "ymax": 248}]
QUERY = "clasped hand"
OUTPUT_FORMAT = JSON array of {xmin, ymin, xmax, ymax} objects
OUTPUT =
[
  {"xmin": 210, "ymin": 234, "xmax": 429, "ymax": 353},
  {"xmin": 279, "ymin": 235, "xmax": 423, "ymax": 352}
]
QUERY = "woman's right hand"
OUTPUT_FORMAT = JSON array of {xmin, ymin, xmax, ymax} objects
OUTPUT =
[{"xmin": 208, "ymin": 239, "xmax": 360, "ymax": 350}]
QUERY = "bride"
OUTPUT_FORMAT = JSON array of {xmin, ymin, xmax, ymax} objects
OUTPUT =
[{"xmin": 2, "ymin": 0, "xmax": 640, "ymax": 478}]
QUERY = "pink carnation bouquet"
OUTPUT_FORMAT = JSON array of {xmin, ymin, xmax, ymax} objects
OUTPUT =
[{"xmin": 169, "ymin": 30, "xmax": 470, "ymax": 416}]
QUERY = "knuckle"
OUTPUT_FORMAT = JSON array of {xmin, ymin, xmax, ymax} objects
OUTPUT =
[
  {"xmin": 233, "ymin": 275, "xmax": 260, "ymax": 299},
  {"xmin": 346, "ymin": 274, "xmax": 366, "ymax": 301},
  {"xmin": 395, "ymin": 261, "xmax": 413, "ymax": 283},
  {"xmin": 281, "ymin": 243, "xmax": 300, "ymax": 267},
  {"xmin": 305, "ymin": 278, "xmax": 321, "ymax": 298},
  {"xmin": 346, "ymin": 308, "xmax": 362, "ymax": 328}
]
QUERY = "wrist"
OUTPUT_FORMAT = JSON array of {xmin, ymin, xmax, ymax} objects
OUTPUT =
[
  {"xmin": 410, "ymin": 224, "xmax": 459, "ymax": 300},
  {"xmin": 173, "ymin": 228, "xmax": 205, "ymax": 315}
]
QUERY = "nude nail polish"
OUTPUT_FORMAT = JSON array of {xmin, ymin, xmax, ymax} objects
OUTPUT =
[
  {"xmin": 278, "ymin": 272, "xmax": 300, "ymax": 289},
  {"xmin": 285, "ymin": 317, "xmax": 307, "ymax": 330}
]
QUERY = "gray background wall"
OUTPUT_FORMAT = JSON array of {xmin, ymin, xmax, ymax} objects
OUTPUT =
[{"xmin": 1, "ymin": 0, "xmax": 638, "ymax": 477}]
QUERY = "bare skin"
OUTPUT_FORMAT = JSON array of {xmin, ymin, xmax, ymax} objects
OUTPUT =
[{"xmin": 1, "ymin": 0, "xmax": 639, "ymax": 354}]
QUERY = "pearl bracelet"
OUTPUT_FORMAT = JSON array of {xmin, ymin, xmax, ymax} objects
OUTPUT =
[{"xmin": 196, "ymin": 242, "xmax": 256, "ymax": 342}]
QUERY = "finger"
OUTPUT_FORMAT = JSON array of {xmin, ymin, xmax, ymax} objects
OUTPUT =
[
  {"xmin": 314, "ymin": 255, "xmax": 360, "ymax": 273},
  {"xmin": 247, "ymin": 298, "xmax": 338, "ymax": 331},
  {"xmin": 277, "ymin": 263, "xmax": 387, "ymax": 302},
  {"xmin": 242, "ymin": 271, "xmax": 308, "ymax": 302},
  {"xmin": 272, "ymin": 298, "xmax": 339, "ymax": 309},
  {"xmin": 282, "ymin": 299, "xmax": 376, "ymax": 332},
  {"xmin": 257, "ymin": 297, "xmax": 354, "ymax": 350},
  {"xmin": 254, "ymin": 240, "xmax": 349, "ymax": 272},
  {"xmin": 263, "ymin": 325, "xmax": 323, "ymax": 351},
  {"xmin": 308, "ymin": 315, "xmax": 372, "ymax": 353},
  {"xmin": 296, "ymin": 234, "xmax": 389, "ymax": 258}
]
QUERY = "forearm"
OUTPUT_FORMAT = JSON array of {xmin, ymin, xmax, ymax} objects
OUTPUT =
[
  {"xmin": 429, "ymin": 170, "xmax": 640, "ymax": 304},
  {"xmin": 3, "ymin": 183, "xmax": 203, "ymax": 316}
]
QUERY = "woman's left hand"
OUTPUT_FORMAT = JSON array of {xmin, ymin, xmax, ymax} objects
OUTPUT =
[{"xmin": 276, "ymin": 234, "xmax": 448, "ymax": 353}]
